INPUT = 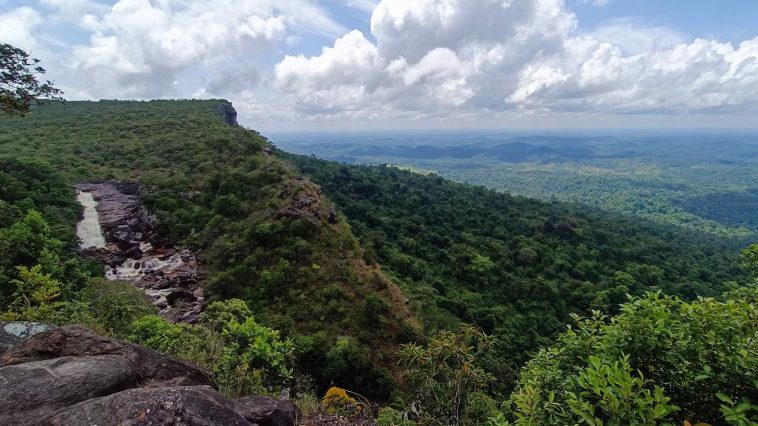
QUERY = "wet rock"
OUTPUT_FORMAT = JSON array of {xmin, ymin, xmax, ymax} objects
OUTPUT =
[
  {"xmin": 46, "ymin": 386, "xmax": 254, "ymax": 426},
  {"xmin": 234, "ymin": 396, "xmax": 300, "ymax": 426},
  {"xmin": 167, "ymin": 289, "xmax": 197, "ymax": 306},
  {"xmin": 0, "ymin": 322, "xmax": 52, "ymax": 353},
  {"xmin": 0, "ymin": 325, "xmax": 215, "ymax": 388},
  {"xmin": 77, "ymin": 182, "xmax": 205, "ymax": 323},
  {"xmin": 109, "ymin": 253, "xmax": 127, "ymax": 267},
  {"xmin": 125, "ymin": 245, "xmax": 143, "ymax": 260}
]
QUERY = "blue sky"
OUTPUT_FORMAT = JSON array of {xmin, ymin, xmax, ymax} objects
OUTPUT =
[
  {"xmin": 573, "ymin": 1, "xmax": 758, "ymax": 43},
  {"xmin": 2, "ymin": 0, "xmax": 758, "ymax": 131}
]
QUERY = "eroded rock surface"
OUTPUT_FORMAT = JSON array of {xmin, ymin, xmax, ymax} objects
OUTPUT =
[
  {"xmin": 75, "ymin": 182, "xmax": 205, "ymax": 323},
  {"xmin": 0, "ymin": 355, "xmax": 135, "ymax": 423},
  {"xmin": 234, "ymin": 396, "xmax": 299, "ymax": 426},
  {"xmin": 0, "ymin": 326, "xmax": 297, "ymax": 425},
  {"xmin": 47, "ymin": 386, "xmax": 253, "ymax": 426},
  {"xmin": 0, "ymin": 325, "xmax": 215, "ymax": 387},
  {"xmin": 0, "ymin": 321, "xmax": 52, "ymax": 353},
  {"xmin": 212, "ymin": 100, "xmax": 239, "ymax": 127}
]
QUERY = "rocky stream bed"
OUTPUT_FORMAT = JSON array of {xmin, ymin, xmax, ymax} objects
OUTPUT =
[{"xmin": 75, "ymin": 182, "xmax": 206, "ymax": 323}]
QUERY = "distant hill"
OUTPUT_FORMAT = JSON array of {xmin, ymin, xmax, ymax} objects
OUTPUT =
[
  {"xmin": 274, "ymin": 132, "xmax": 758, "ymax": 241},
  {"xmin": 0, "ymin": 100, "xmax": 417, "ymax": 399},
  {"xmin": 1, "ymin": 101, "xmax": 751, "ymax": 398},
  {"xmin": 286, "ymin": 153, "xmax": 749, "ymax": 392}
]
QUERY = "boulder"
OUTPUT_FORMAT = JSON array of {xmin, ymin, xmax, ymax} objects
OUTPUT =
[
  {"xmin": 0, "ymin": 355, "xmax": 135, "ymax": 423},
  {"xmin": 46, "ymin": 386, "xmax": 254, "ymax": 426},
  {"xmin": 0, "ymin": 321, "xmax": 52, "ymax": 353},
  {"xmin": 0, "ymin": 325, "xmax": 302, "ymax": 426},
  {"xmin": 167, "ymin": 289, "xmax": 197, "ymax": 306},
  {"xmin": 327, "ymin": 207, "xmax": 338, "ymax": 224},
  {"xmin": 234, "ymin": 396, "xmax": 300, "ymax": 426},
  {"xmin": 0, "ymin": 325, "xmax": 215, "ymax": 388}
]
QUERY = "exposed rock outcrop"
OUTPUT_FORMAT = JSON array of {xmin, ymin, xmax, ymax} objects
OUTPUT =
[
  {"xmin": 75, "ymin": 182, "xmax": 157, "ymax": 244},
  {"xmin": 234, "ymin": 396, "xmax": 299, "ymax": 426},
  {"xmin": 46, "ymin": 386, "xmax": 253, "ymax": 426},
  {"xmin": 277, "ymin": 178, "xmax": 338, "ymax": 225},
  {"xmin": 75, "ymin": 182, "xmax": 206, "ymax": 323},
  {"xmin": 0, "ymin": 326, "xmax": 298, "ymax": 425},
  {"xmin": 0, "ymin": 321, "xmax": 52, "ymax": 353},
  {"xmin": 0, "ymin": 325, "xmax": 215, "ymax": 387},
  {"xmin": 213, "ymin": 101, "xmax": 239, "ymax": 127},
  {"xmin": 0, "ymin": 355, "xmax": 135, "ymax": 423}
]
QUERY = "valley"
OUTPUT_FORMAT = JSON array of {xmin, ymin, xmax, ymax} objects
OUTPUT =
[
  {"xmin": 274, "ymin": 132, "xmax": 758, "ymax": 243},
  {"xmin": 0, "ymin": 100, "xmax": 755, "ymax": 425}
]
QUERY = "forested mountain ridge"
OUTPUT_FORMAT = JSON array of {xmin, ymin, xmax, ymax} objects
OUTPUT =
[
  {"xmin": 0, "ymin": 100, "xmax": 418, "ymax": 398},
  {"xmin": 1, "ymin": 100, "xmax": 755, "ymax": 424},
  {"xmin": 285, "ymin": 153, "xmax": 750, "ymax": 392},
  {"xmin": 275, "ymin": 133, "xmax": 758, "ymax": 242}
]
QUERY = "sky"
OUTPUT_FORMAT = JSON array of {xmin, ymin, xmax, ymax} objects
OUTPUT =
[{"xmin": 2, "ymin": 0, "xmax": 758, "ymax": 132}]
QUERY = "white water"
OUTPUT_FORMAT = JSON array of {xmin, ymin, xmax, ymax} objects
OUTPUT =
[
  {"xmin": 105, "ymin": 246, "xmax": 186, "ymax": 281},
  {"xmin": 76, "ymin": 187, "xmax": 195, "ymax": 285},
  {"xmin": 76, "ymin": 190, "xmax": 106, "ymax": 248}
]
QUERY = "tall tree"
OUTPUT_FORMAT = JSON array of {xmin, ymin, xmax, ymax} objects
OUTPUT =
[{"xmin": 0, "ymin": 43, "xmax": 63, "ymax": 116}]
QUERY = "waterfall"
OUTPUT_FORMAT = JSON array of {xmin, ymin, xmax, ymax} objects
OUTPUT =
[{"xmin": 76, "ymin": 190, "xmax": 106, "ymax": 248}]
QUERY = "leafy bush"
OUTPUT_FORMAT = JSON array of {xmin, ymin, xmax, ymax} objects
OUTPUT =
[
  {"xmin": 506, "ymin": 289, "xmax": 758, "ymax": 425},
  {"xmin": 128, "ymin": 299, "xmax": 296, "ymax": 399},
  {"xmin": 85, "ymin": 279, "xmax": 156, "ymax": 337},
  {"xmin": 398, "ymin": 325, "xmax": 493, "ymax": 425},
  {"xmin": 376, "ymin": 406, "xmax": 416, "ymax": 426},
  {"xmin": 322, "ymin": 386, "xmax": 359, "ymax": 415}
]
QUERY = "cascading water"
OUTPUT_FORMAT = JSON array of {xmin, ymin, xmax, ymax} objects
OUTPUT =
[
  {"xmin": 105, "ymin": 243, "xmax": 186, "ymax": 281},
  {"xmin": 76, "ymin": 190, "xmax": 106, "ymax": 249},
  {"xmin": 74, "ymin": 182, "xmax": 205, "ymax": 322}
]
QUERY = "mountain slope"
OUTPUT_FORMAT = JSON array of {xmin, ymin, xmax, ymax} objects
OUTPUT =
[
  {"xmin": 0, "ymin": 100, "xmax": 417, "ymax": 398},
  {"xmin": 285, "ymin": 154, "xmax": 749, "ymax": 392}
]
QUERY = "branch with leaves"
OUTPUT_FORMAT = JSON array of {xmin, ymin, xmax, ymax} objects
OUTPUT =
[{"xmin": 1, "ymin": 43, "xmax": 63, "ymax": 116}]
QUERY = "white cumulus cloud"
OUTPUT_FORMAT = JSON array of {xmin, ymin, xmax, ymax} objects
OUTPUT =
[
  {"xmin": 272, "ymin": 0, "xmax": 758, "ymax": 123},
  {"xmin": 64, "ymin": 0, "xmax": 345, "ymax": 98},
  {"xmin": 0, "ymin": 7, "xmax": 43, "ymax": 51}
]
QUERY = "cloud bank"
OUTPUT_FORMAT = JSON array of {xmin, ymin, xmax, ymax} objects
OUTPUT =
[
  {"xmin": 275, "ymin": 0, "xmax": 758, "ymax": 122},
  {"xmin": 2, "ymin": 0, "xmax": 758, "ymax": 128}
]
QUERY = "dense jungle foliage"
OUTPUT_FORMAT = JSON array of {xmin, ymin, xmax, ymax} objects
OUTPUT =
[
  {"xmin": 287, "ymin": 154, "xmax": 749, "ymax": 394},
  {"xmin": 0, "ymin": 100, "xmax": 416, "ymax": 399},
  {"xmin": 502, "ymin": 288, "xmax": 758, "ymax": 425},
  {"xmin": 274, "ymin": 133, "xmax": 758, "ymax": 242},
  {"xmin": 2, "ymin": 100, "xmax": 756, "ymax": 425}
]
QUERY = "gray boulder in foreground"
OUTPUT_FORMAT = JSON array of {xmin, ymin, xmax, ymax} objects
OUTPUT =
[
  {"xmin": 0, "ymin": 325, "xmax": 298, "ymax": 425},
  {"xmin": 234, "ymin": 396, "xmax": 300, "ymax": 426},
  {"xmin": 0, "ymin": 355, "xmax": 135, "ymax": 423},
  {"xmin": 47, "ymin": 386, "xmax": 254, "ymax": 426},
  {"xmin": 0, "ymin": 325, "xmax": 214, "ymax": 387}
]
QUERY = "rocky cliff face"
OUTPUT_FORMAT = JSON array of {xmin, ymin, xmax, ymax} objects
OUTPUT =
[
  {"xmin": 0, "ymin": 326, "xmax": 299, "ymax": 425},
  {"xmin": 213, "ymin": 101, "xmax": 239, "ymax": 126},
  {"xmin": 76, "ymin": 182, "xmax": 206, "ymax": 323}
]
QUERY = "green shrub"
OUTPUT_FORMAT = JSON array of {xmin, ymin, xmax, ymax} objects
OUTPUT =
[
  {"xmin": 86, "ymin": 279, "xmax": 156, "ymax": 337},
  {"xmin": 398, "ymin": 325, "xmax": 493, "ymax": 426},
  {"xmin": 506, "ymin": 289, "xmax": 758, "ymax": 425},
  {"xmin": 376, "ymin": 406, "xmax": 416, "ymax": 426}
]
